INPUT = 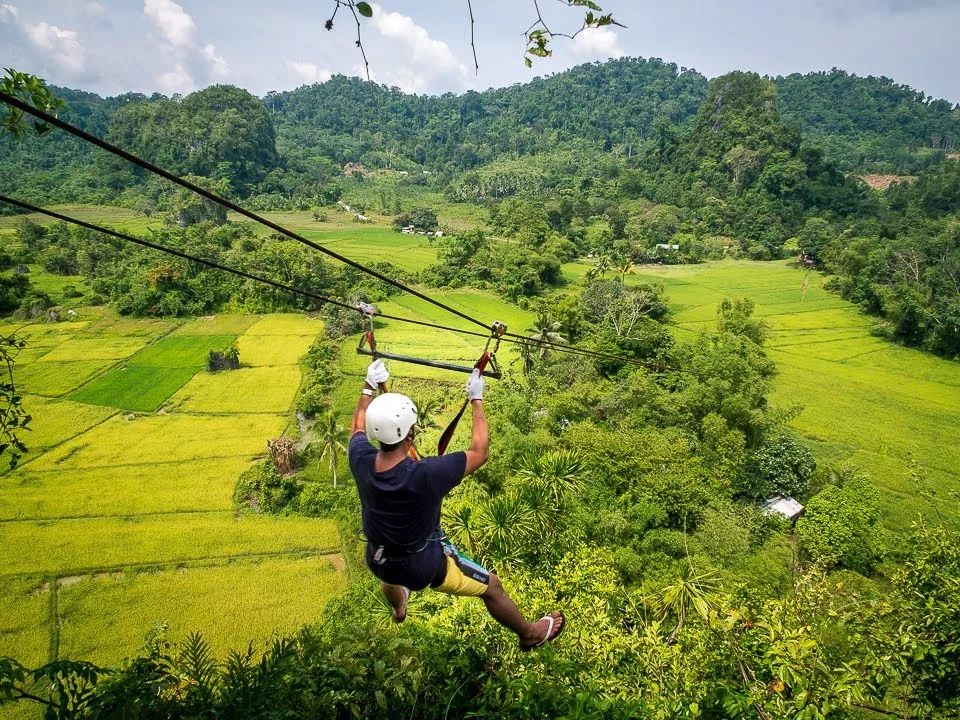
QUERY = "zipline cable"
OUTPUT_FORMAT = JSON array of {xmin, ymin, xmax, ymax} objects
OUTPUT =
[
  {"xmin": 0, "ymin": 91, "xmax": 490, "ymax": 332},
  {"xmin": 0, "ymin": 93, "xmax": 664, "ymax": 369},
  {"xmin": 0, "ymin": 196, "xmax": 659, "ymax": 369}
]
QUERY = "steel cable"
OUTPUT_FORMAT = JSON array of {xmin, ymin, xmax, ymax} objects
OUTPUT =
[{"xmin": 0, "ymin": 196, "xmax": 659, "ymax": 369}]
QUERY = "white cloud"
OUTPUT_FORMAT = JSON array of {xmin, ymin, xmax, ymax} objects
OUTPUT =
[
  {"xmin": 368, "ymin": 4, "xmax": 468, "ymax": 92},
  {"xmin": 143, "ymin": 0, "xmax": 195, "ymax": 48},
  {"xmin": 156, "ymin": 63, "xmax": 193, "ymax": 94},
  {"xmin": 0, "ymin": 3, "xmax": 18, "ymax": 23},
  {"xmin": 84, "ymin": 1, "xmax": 106, "ymax": 16},
  {"xmin": 26, "ymin": 22, "xmax": 86, "ymax": 72},
  {"xmin": 203, "ymin": 43, "xmax": 228, "ymax": 78},
  {"xmin": 285, "ymin": 60, "xmax": 332, "ymax": 85},
  {"xmin": 572, "ymin": 27, "xmax": 625, "ymax": 59}
]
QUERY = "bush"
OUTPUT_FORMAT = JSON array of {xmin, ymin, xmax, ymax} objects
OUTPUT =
[
  {"xmin": 321, "ymin": 298, "xmax": 369, "ymax": 339},
  {"xmin": 0, "ymin": 274, "xmax": 29, "ymax": 313},
  {"xmin": 739, "ymin": 434, "xmax": 815, "ymax": 499},
  {"xmin": 13, "ymin": 289, "xmax": 53, "ymax": 319},
  {"xmin": 797, "ymin": 476, "xmax": 883, "ymax": 573},
  {"xmin": 234, "ymin": 460, "xmax": 300, "ymax": 513},
  {"xmin": 297, "ymin": 338, "xmax": 339, "ymax": 417},
  {"xmin": 392, "ymin": 206, "xmax": 437, "ymax": 232},
  {"xmin": 294, "ymin": 482, "xmax": 359, "ymax": 516},
  {"xmin": 62, "ymin": 284, "xmax": 83, "ymax": 299},
  {"xmin": 206, "ymin": 343, "xmax": 240, "ymax": 371}
]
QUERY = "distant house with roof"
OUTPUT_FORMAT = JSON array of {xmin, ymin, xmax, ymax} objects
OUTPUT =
[{"xmin": 762, "ymin": 495, "xmax": 805, "ymax": 522}]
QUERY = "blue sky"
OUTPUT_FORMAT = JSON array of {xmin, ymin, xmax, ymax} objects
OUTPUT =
[{"xmin": 2, "ymin": 1, "xmax": 959, "ymax": 103}]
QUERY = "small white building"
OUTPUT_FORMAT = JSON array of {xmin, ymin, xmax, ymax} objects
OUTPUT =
[
  {"xmin": 762, "ymin": 495, "xmax": 805, "ymax": 522},
  {"xmin": 655, "ymin": 243, "xmax": 681, "ymax": 251}
]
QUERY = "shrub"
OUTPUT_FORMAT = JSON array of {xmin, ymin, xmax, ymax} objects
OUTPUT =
[
  {"xmin": 0, "ymin": 274, "xmax": 29, "ymax": 313},
  {"xmin": 295, "ymin": 482, "xmax": 359, "ymax": 516},
  {"xmin": 206, "ymin": 343, "xmax": 240, "ymax": 371},
  {"xmin": 739, "ymin": 433, "xmax": 816, "ymax": 499},
  {"xmin": 321, "ymin": 300, "xmax": 368, "ymax": 339},
  {"xmin": 234, "ymin": 460, "xmax": 300, "ymax": 513},
  {"xmin": 797, "ymin": 476, "xmax": 883, "ymax": 573},
  {"xmin": 13, "ymin": 289, "xmax": 53, "ymax": 319}
]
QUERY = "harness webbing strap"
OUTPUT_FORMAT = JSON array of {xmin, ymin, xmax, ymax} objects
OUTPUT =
[{"xmin": 437, "ymin": 351, "xmax": 491, "ymax": 456}]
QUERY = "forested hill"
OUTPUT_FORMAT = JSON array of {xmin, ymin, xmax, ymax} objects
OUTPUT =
[
  {"xmin": 1, "ymin": 58, "xmax": 958, "ymax": 206},
  {"xmin": 271, "ymin": 61, "xmax": 960, "ymax": 174}
]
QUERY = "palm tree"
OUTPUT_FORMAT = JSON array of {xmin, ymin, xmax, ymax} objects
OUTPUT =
[
  {"xmin": 617, "ymin": 259, "xmax": 635, "ymax": 283},
  {"xmin": 653, "ymin": 566, "xmax": 721, "ymax": 644},
  {"xmin": 517, "ymin": 449, "xmax": 584, "ymax": 510},
  {"xmin": 595, "ymin": 254, "xmax": 613, "ymax": 279},
  {"xmin": 412, "ymin": 396, "xmax": 442, "ymax": 435},
  {"xmin": 527, "ymin": 310, "xmax": 566, "ymax": 361},
  {"xmin": 317, "ymin": 411, "xmax": 347, "ymax": 487},
  {"xmin": 513, "ymin": 340, "xmax": 536, "ymax": 375},
  {"xmin": 474, "ymin": 492, "xmax": 536, "ymax": 567}
]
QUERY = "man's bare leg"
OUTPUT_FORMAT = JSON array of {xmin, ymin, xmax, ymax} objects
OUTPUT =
[
  {"xmin": 380, "ymin": 582, "xmax": 409, "ymax": 623},
  {"xmin": 481, "ymin": 574, "xmax": 564, "ymax": 645}
]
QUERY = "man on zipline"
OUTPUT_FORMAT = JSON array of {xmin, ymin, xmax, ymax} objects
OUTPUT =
[{"xmin": 348, "ymin": 359, "xmax": 565, "ymax": 650}]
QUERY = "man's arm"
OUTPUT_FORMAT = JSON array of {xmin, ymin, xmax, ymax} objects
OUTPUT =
[
  {"xmin": 463, "ymin": 371, "xmax": 488, "ymax": 476},
  {"xmin": 351, "ymin": 391, "xmax": 374, "ymax": 436},
  {"xmin": 352, "ymin": 359, "xmax": 390, "ymax": 435}
]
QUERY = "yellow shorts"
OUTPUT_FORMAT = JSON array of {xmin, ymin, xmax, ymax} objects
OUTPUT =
[{"xmin": 434, "ymin": 551, "xmax": 490, "ymax": 598}]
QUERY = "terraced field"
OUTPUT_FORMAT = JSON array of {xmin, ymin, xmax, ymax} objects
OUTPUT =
[
  {"xmin": 606, "ymin": 260, "xmax": 960, "ymax": 530},
  {"xmin": 0, "ymin": 311, "xmax": 344, "ymax": 681}
]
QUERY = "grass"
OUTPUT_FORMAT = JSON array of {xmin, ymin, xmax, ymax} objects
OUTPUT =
[
  {"xmin": 37, "ymin": 336, "xmax": 153, "ymax": 362},
  {"xmin": 57, "ymin": 555, "xmax": 346, "ymax": 665},
  {"xmin": 27, "ymin": 413, "xmax": 287, "ymax": 470},
  {"xmin": 616, "ymin": 259, "xmax": 960, "ymax": 529},
  {"xmin": 300, "ymin": 226, "xmax": 438, "ymax": 272},
  {"xmin": 70, "ymin": 364, "xmax": 201, "ymax": 412},
  {"xmin": 237, "ymin": 333, "xmax": 317, "ymax": 366},
  {"xmin": 0, "ymin": 457, "xmax": 252, "ymax": 520},
  {"xmin": 16, "ymin": 360, "xmax": 117, "ymax": 397},
  {"xmin": 242, "ymin": 313, "xmax": 321, "ymax": 336},
  {"xmin": 123, "ymin": 334, "xmax": 237, "ymax": 367},
  {"xmin": 16, "ymin": 265, "xmax": 88, "ymax": 305},
  {"xmin": 69, "ymin": 333, "xmax": 241, "ymax": 412},
  {"xmin": 0, "ymin": 514, "xmax": 340, "ymax": 578},
  {"xmin": 171, "ymin": 315, "xmax": 259, "ymax": 336},
  {"xmin": 0, "ymin": 577, "xmax": 51, "ymax": 667},
  {"xmin": 0, "ymin": 264, "xmax": 345, "ymax": 672},
  {"xmin": 0, "ymin": 205, "xmax": 161, "ymax": 234},
  {"xmin": 168, "ymin": 366, "xmax": 304, "ymax": 414},
  {"xmin": 11, "ymin": 396, "xmax": 116, "ymax": 467}
]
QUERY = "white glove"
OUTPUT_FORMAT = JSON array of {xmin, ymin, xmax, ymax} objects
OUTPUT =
[
  {"xmin": 365, "ymin": 359, "xmax": 389, "ymax": 389},
  {"xmin": 465, "ymin": 369, "xmax": 485, "ymax": 401}
]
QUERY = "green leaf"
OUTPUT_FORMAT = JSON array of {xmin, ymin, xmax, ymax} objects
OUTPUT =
[{"xmin": 355, "ymin": 2, "xmax": 373, "ymax": 17}]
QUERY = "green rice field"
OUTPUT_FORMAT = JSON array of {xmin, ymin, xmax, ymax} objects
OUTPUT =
[
  {"xmin": 604, "ymin": 259, "xmax": 960, "ymax": 530},
  {"xmin": 0, "ymin": 310, "xmax": 345, "ymax": 682}
]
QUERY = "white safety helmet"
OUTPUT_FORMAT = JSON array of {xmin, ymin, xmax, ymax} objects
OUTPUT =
[{"xmin": 365, "ymin": 393, "xmax": 418, "ymax": 445}]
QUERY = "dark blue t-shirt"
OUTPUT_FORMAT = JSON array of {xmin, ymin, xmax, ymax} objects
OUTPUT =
[{"xmin": 349, "ymin": 432, "xmax": 467, "ymax": 552}]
